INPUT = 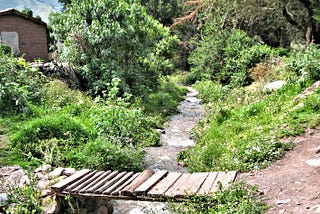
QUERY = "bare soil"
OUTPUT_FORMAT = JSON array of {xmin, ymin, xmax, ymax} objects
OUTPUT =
[{"xmin": 239, "ymin": 128, "xmax": 320, "ymax": 214}]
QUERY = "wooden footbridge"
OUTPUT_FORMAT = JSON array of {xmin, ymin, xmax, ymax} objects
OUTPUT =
[{"xmin": 51, "ymin": 169, "xmax": 237, "ymax": 201}]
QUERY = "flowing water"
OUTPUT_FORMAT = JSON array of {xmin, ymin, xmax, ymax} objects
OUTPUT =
[{"xmin": 111, "ymin": 86, "xmax": 205, "ymax": 213}]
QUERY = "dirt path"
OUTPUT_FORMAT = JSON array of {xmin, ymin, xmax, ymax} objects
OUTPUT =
[{"xmin": 239, "ymin": 128, "xmax": 320, "ymax": 214}]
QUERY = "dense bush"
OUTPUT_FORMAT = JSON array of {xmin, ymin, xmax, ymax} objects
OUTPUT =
[
  {"xmin": 49, "ymin": 0, "xmax": 177, "ymax": 97},
  {"xmin": 92, "ymin": 105, "xmax": 160, "ymax": 147},
  {"xmin": 286, "ymin": 44, "xmax": 320, "ymax": 82},
  {"xmin": 143, "ymin": 78, "xmax": 187, "ymax": 117},
  {"xmin": 188, "ymin": 29, "xmax": 277, "ymax": 87},
  {"xmin": 11, "ymin": 114, "xmax": 90, "ymax": 160},
  {"xmin": 0, "ymin": 43, "xmax": 43, "ymax": 115},
  {"xmin": 65, "ymin": 140, "xmax": 145, "ymax": 171}
]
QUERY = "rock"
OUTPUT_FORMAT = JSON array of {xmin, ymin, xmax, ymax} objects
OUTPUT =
[
  {"xmin": 315, "ymin": 146, "xmax": 320, "ymax": 154},
  {"xmin": 62, "ymin": 168, "xmax": 76, "ymax": 176},
  {"xmin": 263, "ymin": 80, "xmax": 286, "ymax": 92},
  {"xmin": 310, "ymin": 205, "xmax": 320, "ymax": 213},
  {"xmin": 0, "ymin": 193, "xmax": 7, "ymax": 206},
  {"xmin": 294, "ymin": 81, "xmax": 320, "ymax": 102},
  {"xmin": 305, "ymin": 159, "xmax": 320, "ymax": 167},
  {"xmin": 34, "ymin": 164, "xmax": 52, "ymax": 173},
  {"xmin": 275, "ymin": 199, "xmax": 291, "ymax": 205},
  {"xmin": 48, "ymin": 167, "xmax": 65, "ymax": 179}
]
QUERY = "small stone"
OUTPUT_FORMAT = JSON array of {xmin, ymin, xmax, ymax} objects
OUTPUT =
[
  {"xmin": 48, "ymin": 167, "xmax": 65, "ymax": 179},
  {"xmin": 305, "ymin": 159, "xmax": 320, "ymax": 167},
  {"xmin": 275, "ymin": 199, "xmax": 291, "ymax": 205},
  {"xmin": 34, "ymin": 164, "xmax": 52, "ymax": 173},
  {"xmin": 62, "ymin": 168, "xmax": 76, "ymax": 176}
]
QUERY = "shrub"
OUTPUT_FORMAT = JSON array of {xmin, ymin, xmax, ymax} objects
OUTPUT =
[
  {"xmin": 91, "ymin": 105, "xmax": 160, "ymax": 147},
  {"xmin": 3, "ymin": 175, "xmax": 43, "ymax": 214},
  {"xmin": 0, "ymin": 43, "xmax": 43, "ymax": 115},
  {"xmin": 286, "ymin": 44, "xmax": 320, "ymax": 82},
  {"xmin": 174, "ymin": 182, "xmax": 267, "ymax": 213},
  {"xmin": 65, "ymin": 140, "xmax": 145, "ymax": 171},
  {"xmin": 143, "ymin": 78, "xmax": 187, "ymax": 117},
  {"xmin": 11, "ymin": 114, "xmax": 90, "ymax": 160}
]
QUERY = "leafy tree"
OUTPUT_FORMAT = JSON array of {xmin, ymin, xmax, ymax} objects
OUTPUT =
[
  {"xmin": 49, "ymin": 0, "xmax": 177, "ymax": 97},
  {"xmin": 140, "ymin": 0, "xmax": 181, "ymax": 26}
]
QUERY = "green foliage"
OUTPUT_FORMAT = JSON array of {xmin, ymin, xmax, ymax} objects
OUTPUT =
[
  {"xmin": 11, "ymin": 114, "xmax": 90, "ymax": 160},
  {"xmin": 140, "ymin": 0, "xmax": 181, "ymax": 26},
  {"xmin": 49, "ymin": 0, "xmax": 177, "ymax": 97},
  {"xmin": 92, "ymin": 105, "xmax": 160, "ymax": 147},
  {"xmin": 0, "ymin": 43, "xmax": 43, "ymax": 115},
  {"xmin": 188, "ymin": 29, "xmax": 275, "ymax": 87},
  {"xmin": 65, "ymin": 139, "xmax": 145, "ymax": 171},
  {"xmin": 174, "ymin": 182, "xmax": 267, "ymax": 214},
  {"xmin": 286, "ymin": 44, "xmax": 320, "ymax": 82},
  {"xmin": 3, "ymin": 176, "xmax": 43, "ymax": 213},
  {"xmin": 183, "ymin": 80, "xmax": 319, "ymax": 172},
  {"xmin": 143, "ymin": 78, "xmax": 187, "ymax": 117}
]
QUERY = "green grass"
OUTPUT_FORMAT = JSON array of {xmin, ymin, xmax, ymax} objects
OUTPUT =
[
  {"xmin": 181, "ymin": 80, "xmax": 320, "ymax": 172},
  {"xmin": 172, "ymin": 182, "xmax": 267, "ymax": 214}
]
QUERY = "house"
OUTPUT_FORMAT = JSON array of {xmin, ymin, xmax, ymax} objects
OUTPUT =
[{"xmin": 0, "ymin": 8, "xmax": 48, "ymax": 61}]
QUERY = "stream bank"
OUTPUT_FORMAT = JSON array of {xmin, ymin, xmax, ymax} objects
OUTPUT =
[{"xmin": 111, "ymin": 86, "xmax": 205, "ymax": 213}]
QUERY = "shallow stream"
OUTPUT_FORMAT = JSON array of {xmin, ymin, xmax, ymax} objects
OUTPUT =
[{"xmin": 111, "ymin": 86, "xmax": 205, "ymax": 213}]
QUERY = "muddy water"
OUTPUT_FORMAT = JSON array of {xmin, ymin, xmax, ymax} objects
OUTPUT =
[{"xmin": 111, "ymin": 87, "xmax": 205, "ymax": 213}]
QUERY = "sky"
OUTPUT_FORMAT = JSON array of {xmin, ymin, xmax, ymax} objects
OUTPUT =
[{"xmin": 0, "ymin": 0, "xmax": 62, "ymax": 23}]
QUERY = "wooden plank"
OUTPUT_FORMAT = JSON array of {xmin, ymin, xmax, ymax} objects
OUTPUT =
[
  {"xmin": 134, "ymin": 170, "xmax": 168, "ymax": 195},
  {"xmin": 79, "ymin": 171, "xmax": 111, "ymax": 193},
  {"xmin": 197, "ymin": 172, "xmax": 218, "ymax": 196},
  {"xmin": 121, "ymin": 170, "xmax": 154, "ymax": 196},
  {"xmin": 208, "ymin": 172, "xmax": 228, "ymax": 194},
  {"xmin": 85, "ymin": 170, "xmax": 113, "ymax": 193},
  {"xmin": 148, "ymin": 172, "xmax": 183, "ymax": 197},
  {"xmin": 173, "ymin": 172, "xmax": 209, "ymax": 197},
  {"xmin": 164, "ymin": 173, "xmax": 190, "ymax": 198},
  {"xmin": 103, "ymin": 172, "xmax": 134, "ymax": 195},
  {"xmin": 71, "ymin": 171, "xmax": 104, "ymax": 193},
  {"xmin": 112, "ymin": 172, "xmax": 140, "ymax": 196},
  {"xmin": 51, "ymin": 169, "xmax": 91, "ymax": 191},
  {"xmin": 223, "ymin": 171, "xmax": 237, "ymax": 186},
  {"xmin": 96, "ymin": 171, "xmax": 127, "ymax": 194},
  {"xmin": 89, "ymin": 171, "xmax": 119, "ymax": 193},
  {"xmin": 65, "ymin": 171, "xmax": 97, "ymax": 192}
]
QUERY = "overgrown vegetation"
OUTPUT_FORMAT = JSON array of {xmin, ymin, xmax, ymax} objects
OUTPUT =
[
  {"xmin": 173, "ymin": 182, "xmax": 267, "ymax": 213},
  {"xmin": 2, "ymin": 0, "xmax": 320, "ymax": 212}
]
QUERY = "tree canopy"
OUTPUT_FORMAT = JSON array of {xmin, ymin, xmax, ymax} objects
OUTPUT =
[{"xmin": 49, "ymin": 0, "xmax": 177, "ymax": 97}]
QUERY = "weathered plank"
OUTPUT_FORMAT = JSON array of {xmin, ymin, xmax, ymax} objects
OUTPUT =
[
  {"xmin": 134, "ymin": 170, "xmax": 168, "ymax": 195},
  {"xmin": 174, "ymin": 172, "xmax": 209, "ymax": 197},
  {"xmin": 112, "ymin": 172, "xmax": 140, "ymax": 196},
  {"xmin": 85, "ymin": 171, "xmax": 115, "ymax": 193},
  {"xmin": 71, "ymin": 171, "xmax": 104, "ymax": 193},
  {"xmin": 79, "ymin": 171, "xmax": 112, "ymax": 193},
  {"xmin": 96, "ymin": 171, "xmax": 127, "ymax": 194},
  {"xmin": 51, "ymin": 169, "xmax": 91, "ymax": 191},
  {"xmin": 197, "ymin": 172, "xmax": 218, "ymax": 196},
  {"xmin": 148, "ymin": 172, "xmax": 183, "ymax": 197},
  {"xmin": 223, "ymin": 171, "xmax": 237, "ymax": 186},
  {"xmin": 164, "ymin": 173, "xmax": 190, "ymax": 197},
  {"xmin": 65, "ymin": 171, "xmax": 97, "ymax": 191},
  {"xmin": 103, "ymin": 172, "xmax": 135, "ymax": 195},
  {"xmin": 121, "ymin": 170, "xmax": 154, "ymax": 196},
  {"xmin": 208, "ymin": 172, "xmax": 228, "ymax": 194}
]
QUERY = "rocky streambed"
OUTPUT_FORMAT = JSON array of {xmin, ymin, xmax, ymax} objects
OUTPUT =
[{"xmin": 111, "ymin": 86, "xmax": 205, "ymax": 213}]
